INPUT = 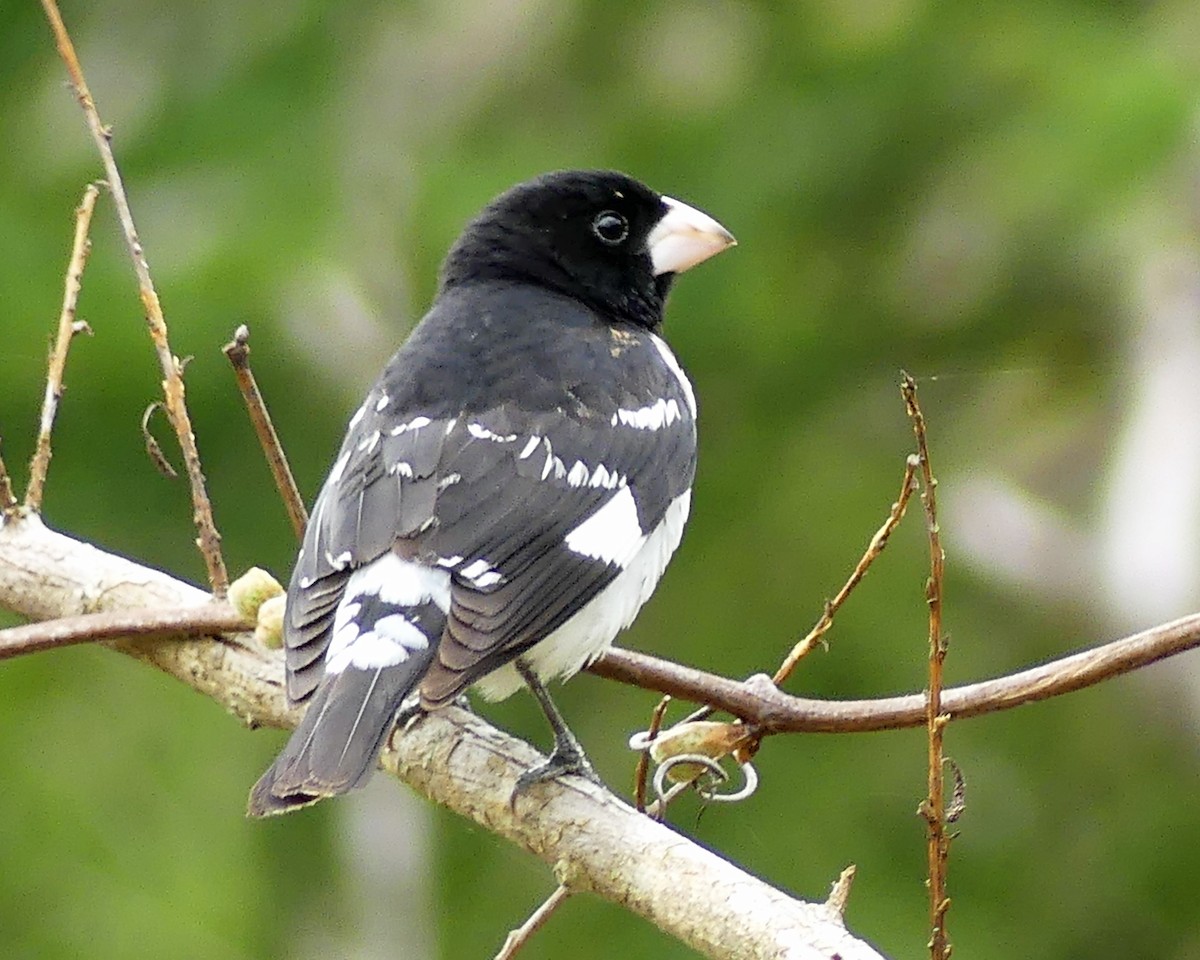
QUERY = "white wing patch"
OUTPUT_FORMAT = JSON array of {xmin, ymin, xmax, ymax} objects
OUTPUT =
[
  {"xmin": 564, "ymin": 486, "xmax": 644, "ymax": 566},
  {"xmin": 588, "ymin": 463, "xmax": 625, "ymax": 490},
  {"xmin": 467, "ymin": 422, "xmax": 518, "ymax": 443},
  {"xmin": 460, "ymin": 557, "xmax": 503, "ymax": 589},
  {"xmin": 565, "ymin": 460, "xmax": 590, "ymax": 487},
  {"xmin": 325, "ymin": 549, "xmax": 352, "ymax": 569},
  {"xmin": 612, "ymin": 397, "xmax": 682, "ymax": 431},
  {"xmin": 348, "ymin": 552, "xmax": 450, "ymax": 608},
  {"xmin": 324, "ymin": 554, "xmax": 451, "ymax": 674},
  {"xmin": 388, "ymin": 415, "xmax": 432, "ymax": 437},
  {"xmin": 477, "ymin": 488, "xmax": 692, "ymax": 700},
  {"xmin": 540, "ymin": 438, "xmax": 568, "ymax": 481}
]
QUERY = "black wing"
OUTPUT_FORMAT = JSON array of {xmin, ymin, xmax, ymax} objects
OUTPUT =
[
  {"xmin": 284, "ymin": 327, "xmax": 696, "ymax": 707},
  {"xmin": 416, "ymin": 392, "xmax": 694, "ymax": 704},
  {"xmin": 284, "ymin": 399, "xmax": 449, "ymax": 703}
]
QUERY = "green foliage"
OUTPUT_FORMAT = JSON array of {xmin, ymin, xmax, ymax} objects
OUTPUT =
[{"xmin": 3, "ymin": 1, "xmax": 1199, "ymax": 957}]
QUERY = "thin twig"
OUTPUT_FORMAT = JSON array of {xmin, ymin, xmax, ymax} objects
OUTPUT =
[
  {"xmin": 654, "ymin": 455, "xmax": 921, "ymax": 762},
  {"xmin": 643, "ymin": 778, "xmax": 694, "ymax": 819},
  {"xmin": 494, "ymin": 885, "xmax": 573, "ymax": 960},
  {"xmin": 774, "ymin": 455, "xmax": 921, "ymax": 686},
  {"xmin": 6, "ymin": 602, "xmax": 1200, "ymax": 737},
  {"xmin": 0, "ymin": 440, "xmax": 17, "ymax": 518},
  {"xmin": 634, "ymin": 695, "xmax": 672, "ymax": 812},
  {"xmin": 598, "ymin": 612, "xmax": 1200, "ymax": 729},
  {"xmin": 141, "ymin": 402, "xmax": 180, "ymax": 479},
  {"xmin": 40, "ymin": 0, "xmax": 228, "ymax": 595},
  {"xmin": 25, "ymin": 182, "xmax": 100, "ymax": 512},
  {"xmin": 222, "ymin": 325, "xmax": 308, "ymax": 539},
  {"xmin": 0, "ymin": 604, "xmax": 251, "ymax": 661},
  {"xmin": 901, "ymin": 373, "xmax": 951, "ymax": 960}
]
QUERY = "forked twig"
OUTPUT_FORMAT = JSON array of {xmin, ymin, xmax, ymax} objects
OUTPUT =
[
  {"xmin": 40, "ymin": 0, "xmax": 228, "ymax": 595},
  {"xmin": 901, "ymin": 373, "xmax": 952, "ymax": 960},
  {"xmin": 25, "ymin": 182, "xmax": 100, "ymax": 512},
  {"xmin": 774, "ymin": 454, "xmax": 921, "ymax": 686},
  {"xmin": 222, "ymin": 325, "xmax": 308, "ymax": 539},
  {"xmin": 493, "ymin": 885, "xmax": 573, "ymax": 960},
  {"xmin": 637, "ymin": 449, "xmax": 922, "ymax": 792}
]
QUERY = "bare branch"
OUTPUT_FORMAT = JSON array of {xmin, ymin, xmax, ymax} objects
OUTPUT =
[
  {"xmin": 633, "ymin": 695, "xmax": 672, "ymax": 811},
  {"xmin": 592, "ymin": 613, "xmax": 1200, "ymax": 732},
  {"xmin": 39, "ymin": 0, "xmax": 228, "ymax": 595},
  {"xmin": 141, "ymin": 402, "xmax": 180, "ymax": 479},
  {"xmin": 494, "ymin": 885, "xmax": 573, "ymax": 960},
  {"xmin": 222, "ymin": 325, "xmax": 308, "ymax": 539},
  {"xmin": 25, "ymin": 182, "xmax": 100, "ymax": 512},
  {"xmin": 901, "ymin": 373, "xmax": 952, "ymax": 959},
  {"xmin": 5, "ymin": 534, "xmax": 1200, "ymax": 737},
  {"xmin": 0, "ymin": 604, "xmax": 249, "ymax": 661},
  {"xmin": 0, "ymin": 515, "xmax": 886, "ymax": 960}
]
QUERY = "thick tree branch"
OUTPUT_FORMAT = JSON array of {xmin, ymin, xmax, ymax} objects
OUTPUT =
[{"xmin": 0, "ymin": 514, "xmax": 887, "ymax": 960}]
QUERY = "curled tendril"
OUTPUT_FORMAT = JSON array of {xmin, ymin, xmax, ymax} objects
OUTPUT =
[
  {"xmin": 651, "ymin": 752, "xmax": 727, "ymax": 805},
  {"xmin": 657, "ymin": 753, "xmax": 756, "ymax": 804},
  {"xmin": 631, "ymin": 738, "xmax": 760, "ymax": 807},
  {"xmin": 627, "ymin": 729, "xmax": 658, "ymax": 752}
]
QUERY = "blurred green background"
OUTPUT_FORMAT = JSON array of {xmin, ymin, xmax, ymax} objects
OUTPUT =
[{"xmin": 4, "ymin": 1, "xmax": 1200, "ymax": 958}]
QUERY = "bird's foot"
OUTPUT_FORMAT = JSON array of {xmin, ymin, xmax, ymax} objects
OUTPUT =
[
  {"xmin": 517, "ymin": 740, "xmax": 602, "ymax": 790},
  {"xmin": 509, "ymin": 657, "xmax": 605, "ymax": 804},
  {"xmin": 511, "ymin": 734, "xmax": 605, "ymax": 807}
]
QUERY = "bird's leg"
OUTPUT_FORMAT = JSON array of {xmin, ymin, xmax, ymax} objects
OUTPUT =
[{"xmin": 513, "ymin": 658, "xmax": 603, "ymax": 794}]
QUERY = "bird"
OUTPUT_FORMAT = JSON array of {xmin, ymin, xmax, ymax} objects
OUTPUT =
[{"xmin": 248, "ymin": 169, "xmax": 734, "ymax": 816}]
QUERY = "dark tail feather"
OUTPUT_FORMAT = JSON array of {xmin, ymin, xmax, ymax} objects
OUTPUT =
[{"xmin": 248, "ymin": 655, "xmax": 431, "ymax": 817}]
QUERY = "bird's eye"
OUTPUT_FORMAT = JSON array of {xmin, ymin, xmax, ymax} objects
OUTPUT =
[{"xmin": 592, "ymin": 210, "xmax": 629, "ymax": 246}]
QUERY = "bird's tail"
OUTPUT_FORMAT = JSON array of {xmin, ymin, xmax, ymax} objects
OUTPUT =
[{"xmin": 247, "ymin": 652, "xmax": 434, "ymax": 817}]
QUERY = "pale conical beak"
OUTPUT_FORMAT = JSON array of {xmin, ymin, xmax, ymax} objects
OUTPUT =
[{"xmin": 646, "ymin": 196, "xmax": 736, "ymax": 276}]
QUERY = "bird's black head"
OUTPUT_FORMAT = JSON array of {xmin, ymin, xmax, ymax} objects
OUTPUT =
[{"xmin": 439, "ymin": 170, "xmax": 734, "ymax": 330}]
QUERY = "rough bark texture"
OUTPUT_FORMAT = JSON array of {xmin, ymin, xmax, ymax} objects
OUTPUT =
[{"xmin": 0, "ymin": 513, "xmax": 888, "ymax": 960}]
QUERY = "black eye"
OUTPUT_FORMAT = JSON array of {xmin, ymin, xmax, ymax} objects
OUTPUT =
[{"xmin": 592, "ymin": 210, "xmax": 629, "ymax": 246}]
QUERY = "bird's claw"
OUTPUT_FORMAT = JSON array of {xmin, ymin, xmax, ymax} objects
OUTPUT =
[{"xmin": 511, "ymin": 742, "xmax": 604, "ymax": 807}]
